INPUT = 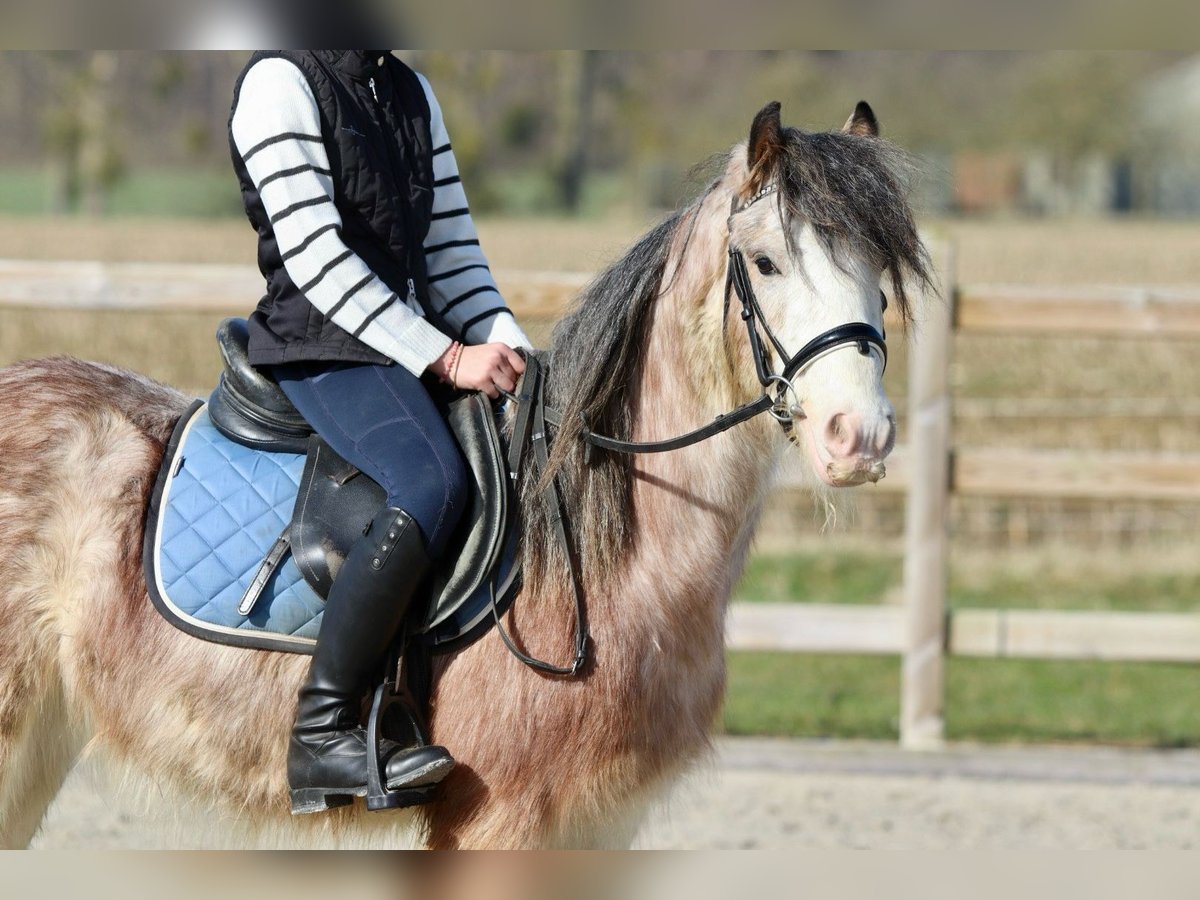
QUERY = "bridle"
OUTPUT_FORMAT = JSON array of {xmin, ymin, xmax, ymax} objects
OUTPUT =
[
  {"xmin": 494, "ymin": 182, "xmax": 890, "ymax": 678},
  {"xmin": 574, "ymin": 183, "xmax": 888, "ymax": 455}
]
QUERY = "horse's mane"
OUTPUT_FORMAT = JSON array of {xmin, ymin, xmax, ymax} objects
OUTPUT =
[
  {"xmin": 519, "ymin": 214, "xmax": 682, "ymax": 584},
  {"xmin": 519, "ymin": 125, "xmax": 930, "ymax": 583}
]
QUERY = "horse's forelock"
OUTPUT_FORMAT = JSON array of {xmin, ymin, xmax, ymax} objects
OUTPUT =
[{"xmin": 773, "ymin": 127, "xmax": 932, "ymax": 320}]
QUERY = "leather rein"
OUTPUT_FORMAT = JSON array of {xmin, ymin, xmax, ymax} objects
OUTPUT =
[{"xmin": 493, "ymin": 186, "xmax": 889, "ymax": 677}]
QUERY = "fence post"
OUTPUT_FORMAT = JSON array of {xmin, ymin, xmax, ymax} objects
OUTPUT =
[{"xmin": 900, "ymin": 239, "xmax": 955, "ymax": 749}]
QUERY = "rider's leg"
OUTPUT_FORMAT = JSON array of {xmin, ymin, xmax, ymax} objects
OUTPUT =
[{"xmin": 272, "ymin": 361, "xmax": 469, "ymax": 813}]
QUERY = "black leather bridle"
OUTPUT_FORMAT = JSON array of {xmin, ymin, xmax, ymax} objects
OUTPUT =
[{"xmin": 575, "ymin": 188, "xmax": 888, "ymax": 455}]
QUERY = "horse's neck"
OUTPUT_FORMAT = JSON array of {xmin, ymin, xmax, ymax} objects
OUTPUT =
[{"xmin": 616, "ymin": 196, "xmax": 781, "ymax": 620}]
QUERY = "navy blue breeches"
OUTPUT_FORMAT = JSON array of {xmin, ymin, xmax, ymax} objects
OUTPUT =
[{"xmin": 272, "ymin": 361, "xmax": 469, "ymax": 560}]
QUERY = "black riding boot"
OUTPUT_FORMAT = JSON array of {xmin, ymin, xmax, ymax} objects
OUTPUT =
[{"xmin": 288, "ymin": 506, "xmax": 455, "ymax": 815}]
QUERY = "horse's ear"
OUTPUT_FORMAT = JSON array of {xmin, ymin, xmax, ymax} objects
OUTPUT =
[
  {"xmin": 746, "ymin": 101, "xmax": 784, "ymax": 194},
  {"xmin": 842, "ymin": 101, "xmax": 879, "ymax": 137}
]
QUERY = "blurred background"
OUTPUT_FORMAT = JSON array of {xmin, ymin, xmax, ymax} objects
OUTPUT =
[
  {"xmin": 1, "ymin": 50, "xmax": 1198, "ymax": 757},
  {"xmin": 4, "ymin": 51, "xmax": 1200, "ymax": 218}
]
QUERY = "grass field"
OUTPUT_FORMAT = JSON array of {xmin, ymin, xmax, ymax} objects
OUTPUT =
[
  {"xmin": 0, "ymin": 168, "xmax": 246, "ymax": 219},
  {"xmin": 1, "ymin": 213, "xmax": 1198, "ymax": 746},
  {"xmin": 738, "ymin": 550, "xmax": 1200, "ymax": 613},
  {"xmin": 724, "ymin": 654, "xmax": 1200, "ymax": 746}
]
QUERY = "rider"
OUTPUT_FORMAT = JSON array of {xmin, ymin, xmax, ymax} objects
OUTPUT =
[{"xmin": 228, "ymin": 50, "xmax": 530, "ymax": 813}]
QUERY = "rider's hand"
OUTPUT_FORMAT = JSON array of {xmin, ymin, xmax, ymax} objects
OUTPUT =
[{"xmin": 435, "ymin": 342, "xmax": 525, "ymax": 399}]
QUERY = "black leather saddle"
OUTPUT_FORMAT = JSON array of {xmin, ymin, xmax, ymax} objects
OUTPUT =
[{"xmin": 207, "ymin": 318, "xmax": 516, "ymax": 645}]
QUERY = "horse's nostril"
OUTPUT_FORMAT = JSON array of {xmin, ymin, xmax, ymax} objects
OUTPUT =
[{"xmin": 823, "ymin": 412, "xmax": 861, "ymax": 457}]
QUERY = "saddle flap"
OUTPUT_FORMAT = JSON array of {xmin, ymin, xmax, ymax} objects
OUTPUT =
[
  {"xmin": 423, "ymin": 392, "xmax": 510, "ymax": 631},
  {"xmin": 290, "ymin": 436, "xmax": 385, "ymax": 599}
]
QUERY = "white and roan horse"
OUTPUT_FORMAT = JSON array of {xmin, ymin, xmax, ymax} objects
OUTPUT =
[{"xmin": 0, "ymin": 101, "xmax": 929, "ymax": 848}]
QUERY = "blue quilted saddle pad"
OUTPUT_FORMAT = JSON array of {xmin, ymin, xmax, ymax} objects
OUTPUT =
[{"xmin": 145, "ymin": 401, "xmax": 324, "ymax": 653}]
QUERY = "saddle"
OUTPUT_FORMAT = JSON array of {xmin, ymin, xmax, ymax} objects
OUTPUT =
[{"xmin": 144, "ymin": 318, "xmax": 521, "ymax": 656}]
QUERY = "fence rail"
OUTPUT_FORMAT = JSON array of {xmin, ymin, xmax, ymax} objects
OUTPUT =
[
  {"xmin": 0, "ymin": 258, "xmax": 589, "ymax": 317},
  {"xmin": 777, "ymin": 445, "xmax": 1200, "ymax": 501},
  {"xmin": 958, "ymin": 284, "xmax": 1200, "ymax": 338},
  {"xmin": 726, "ymin": 604, "xmax": 1200, "ymax": 664}
]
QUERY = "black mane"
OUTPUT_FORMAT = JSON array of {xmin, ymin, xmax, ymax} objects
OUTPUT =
[{"xmin": 520, "ymin": 214, "xmax": 681, "ymax": 580}]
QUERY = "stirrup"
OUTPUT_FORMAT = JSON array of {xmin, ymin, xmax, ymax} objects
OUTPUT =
[{"xmin": 365, "ymin": 659, "xmax": 439, "ymax": 812}]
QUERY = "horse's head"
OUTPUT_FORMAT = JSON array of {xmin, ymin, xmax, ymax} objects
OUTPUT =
[{"xmin": 722, "ymin": 100, "xmax": 929, "ymax": 487}]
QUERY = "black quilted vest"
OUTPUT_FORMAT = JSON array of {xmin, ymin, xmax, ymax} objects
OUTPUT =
[{"xmin": 229, "ymin": 51, "xmax": 437, "ymax": 367}]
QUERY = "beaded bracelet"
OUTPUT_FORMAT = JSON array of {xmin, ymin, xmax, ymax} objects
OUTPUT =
[
  {"xmin": 451, "ymin": 342, "xmax": 464, "ymax": 389},
  {"xmin": 439, "ymin": 341, "xmax": 462, "ymax": 388}
]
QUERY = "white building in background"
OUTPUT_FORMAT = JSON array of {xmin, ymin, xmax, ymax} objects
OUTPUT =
[{"xmin": 1138, "ymin": 54, "xmax": 1200, "ymax": 215}]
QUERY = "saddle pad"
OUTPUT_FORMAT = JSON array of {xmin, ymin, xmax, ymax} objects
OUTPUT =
[{"xmin": 145, "ymin": 401, "xmax": 325, "ymax": 653}]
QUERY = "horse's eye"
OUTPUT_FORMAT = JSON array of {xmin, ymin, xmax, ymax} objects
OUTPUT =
[{"xmin": 754, "ymin": 256, "xmax": 778, "ymax": 276}]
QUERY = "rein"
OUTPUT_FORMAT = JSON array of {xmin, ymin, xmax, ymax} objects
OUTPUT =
[
  {"xmin": 489, "ymin": 352, "xmax": 588, "ymax": 677},
  {"xmin": 492, "ymin": 186, "xmax": 889, "ymax": 677}
]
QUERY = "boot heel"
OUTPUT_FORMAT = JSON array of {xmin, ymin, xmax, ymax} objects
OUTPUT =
[
  {"xmin": 290, "ymin": 788, "xmax": 355, "ymax": 815},
  {"xmin": 367, "ymin": 783, "xmax": 437, "ymax": 812}
]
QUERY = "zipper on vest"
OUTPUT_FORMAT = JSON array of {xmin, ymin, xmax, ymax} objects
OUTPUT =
[{"xmin": 365, "ymin": 69, "xmax": 426, "ymax": 326}]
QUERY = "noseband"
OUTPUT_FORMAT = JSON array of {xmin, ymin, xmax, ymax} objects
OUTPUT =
[{"xmin": 572, "ymin": 185, "xmax": 888, "ymax": 455}]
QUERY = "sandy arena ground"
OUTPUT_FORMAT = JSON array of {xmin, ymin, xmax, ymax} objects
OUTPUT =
[{"xmin": 31, "ymin": 737, "xmax": 1200, "ymax": 849}]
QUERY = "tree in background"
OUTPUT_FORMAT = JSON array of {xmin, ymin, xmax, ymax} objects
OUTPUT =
[
  {"xmin": 42, "ymin": 52, "xmax": 124, "ymax": 215},
  {"xmin": 554, "ymin": 50, "xmax": 600, "ymax": 212}
]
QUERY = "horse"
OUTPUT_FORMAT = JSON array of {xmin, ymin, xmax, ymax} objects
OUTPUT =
[{"xmin": 0, "ymin": 100, "xmax": 930, "ymax": 849}]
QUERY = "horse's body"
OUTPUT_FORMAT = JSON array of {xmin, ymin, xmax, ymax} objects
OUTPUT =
[{"xmin": 0, "ymin": 103, "xmax": 928, "ymax": 848}]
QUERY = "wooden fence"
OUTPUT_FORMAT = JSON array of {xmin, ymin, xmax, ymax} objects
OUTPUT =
[{"xmin": 2, "ymin": 256, "xmax": 1200, "ymax": 748}]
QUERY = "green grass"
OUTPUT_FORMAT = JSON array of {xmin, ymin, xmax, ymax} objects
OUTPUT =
[
  {"xmin": 724, "ymin": 653, "xmax": 900, "ymax": 740},
  {"xmin": 950, "ymin": 567, "xmax": 1200, "ymax": 613},
  {"xmin": 0, "ymin": 167, "xmax": 53, "ymax": 213},
  {"xmin": 738, "ymin": 551, "xmax": 1200, "ymax": 613},
  {"xmin": 106, "ymin": 169, "xmax": 243, "ymax": 217},
  {"xmin": 737, "ymin": 552, "xmax": 902, "ymax": 606},
  {"xmin": 724, "ymin": 653, "xmax": 1200, "ymax": 747},
  {"xmin": 0, "ymin": 167, "xmax": 242, "ymax": 217},
  {"xmin": 725, "ymin": 554, "xmax": 1200, "ymax": 744},
  {"xmin": 945, "ymin": 657, "xmax": 1200, "ymax": 746}
]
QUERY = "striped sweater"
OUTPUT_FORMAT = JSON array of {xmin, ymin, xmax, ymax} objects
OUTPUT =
[{"xmin": 230, "ymin": 56, "xmax": 531, "ymax": 377}]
